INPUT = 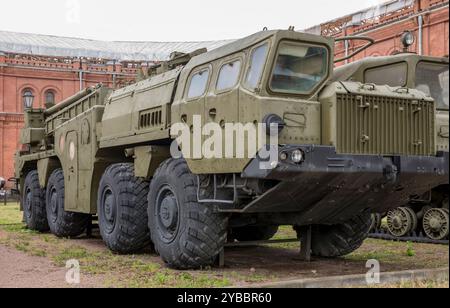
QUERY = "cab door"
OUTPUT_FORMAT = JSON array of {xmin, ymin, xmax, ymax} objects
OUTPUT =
[
  {"xmin": 178, "ymin": 65, "xmax": 212, "ymax": 160},
  {"xmin": 205, "ymin": 55, "xmax": 242, "ymax": 133},
  {"xmin": 206, "ymin": 57, "xmax": 242, "ymax": 151}
]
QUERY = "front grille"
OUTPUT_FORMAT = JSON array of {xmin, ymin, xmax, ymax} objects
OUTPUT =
[{"xmin": 336, "ymin": 94, "xmax": 435, "ymax": 156}]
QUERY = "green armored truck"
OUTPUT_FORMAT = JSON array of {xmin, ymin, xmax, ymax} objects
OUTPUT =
[
  {"xmin": 333, "ymin": 54, "xmax": 449, "ymax": 240},
  {"xmin": 15, "ymin": 30, "xmax": 449, "ymax": 269}
]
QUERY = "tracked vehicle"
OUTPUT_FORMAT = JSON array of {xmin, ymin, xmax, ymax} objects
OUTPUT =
[
  {"xmin": 15, "ymin": 30, "xmax": 448, "ymax": 269},
  {"xmin": 333, "ymin": 54, "xmax": 449, "ymax": 241}
]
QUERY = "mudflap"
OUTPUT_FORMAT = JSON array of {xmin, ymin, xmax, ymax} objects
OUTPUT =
[{"xmin": 239, "ymin": 145, "xmax": 448, "ymax": 225}]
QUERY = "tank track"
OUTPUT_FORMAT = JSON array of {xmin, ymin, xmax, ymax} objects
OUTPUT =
[{"xmin": 369, "ymin": 229, "xmax": 449, "ymax": 245}]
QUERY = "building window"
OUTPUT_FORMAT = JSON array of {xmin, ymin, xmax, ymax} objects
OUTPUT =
[
  {"xmin": 45, "ymin": 90, "xmax": 56, "ymax": 105},
  {"xmin": 22, "ymin": 89, "xmax": 34, "ymax": 109}
]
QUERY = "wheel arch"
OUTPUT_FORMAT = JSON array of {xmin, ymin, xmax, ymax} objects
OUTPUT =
[
  {"xmin": 128, "ymin": 145, "xmax": 172, "ymax": 179},
  {"xmin": 90, "ymin": 161, "xmax": 114, "ymax": 214},
  {"xmin": 17, "ymin": 160, "xmax": 38, "ymax": 211}
]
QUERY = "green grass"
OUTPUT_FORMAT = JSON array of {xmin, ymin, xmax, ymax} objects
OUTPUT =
[
  {"xmin": 0, "ymin": 204, "xmax": 448, "ymax": 288},
  {"xmin": 271, "ymin": 226, "xmax": 299, "ymax": 249},
  {"xmin": 0, "ymin": 204, "xmax": 23, "ymax": 225},
  {"xmin": 406, "ymin": 242, "xmax": 416, "ymax": 257},
  {"xmin": 368, "ymin": 279, "xmax": 449, "ymax": 289}
]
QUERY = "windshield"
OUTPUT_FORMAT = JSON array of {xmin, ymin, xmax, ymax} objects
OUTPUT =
[
  {"xmin": 365, "ymin": 62, "xmax": 408, "ymax": 87},
  {"xmin": 416, "ymin": 62, "xmax": 449, "ymax": 110},
  {"xmin": 270, "ymin": 42, "xmax": 328, "ymax": 94}
]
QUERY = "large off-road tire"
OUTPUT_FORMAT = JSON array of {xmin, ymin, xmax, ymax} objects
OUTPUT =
[
  {"xmin": 310, "ymin": 213, "xmax": 371, "ymax": 258},
  {"xmin": 46, "ymin": 169, "xmax": 90, "ymax": 238},
  {"xmin": 23, "ymin": 170, "xmax": 49, "ymax": 232},
  {"xmin": 148, "ymin": 159, "xmax": 229, "ymax": 270},
  {"xmin": 98, "ymin": 163, "xmax": 151, "ymax": 254},
  {"xmin": 232, "ymin": 225, "xmax": 279, "ymax": 242}
]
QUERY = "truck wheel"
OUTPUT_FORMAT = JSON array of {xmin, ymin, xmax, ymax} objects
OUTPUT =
[
  {"xmin": 23, "ymin": 170, "xmax": 49, "ymax": 232},
  {"xmin": 310, "ymin": 213, "xmax": 371, "ymax": 258},
  {"xmin": 232, "ymin": 225, "xmax": 279, "ymax": 242},
  {"xmin": 46, "ymin": 169, "xmax": 90, "ymax": 238},
  {"xmin": 98, "ymin": 164, "xmax": 151, "ymax": 254},
  {"xmin": 148, "ymin": 159, "xmax": 228, "ymax": 269}
]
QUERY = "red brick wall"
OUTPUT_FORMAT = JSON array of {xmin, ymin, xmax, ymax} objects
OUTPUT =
[
  {"xmin": 0, "ymin": 53, "xmax": 138, "ymax": 186},
  {"xmin": 333, "ymin": 0, "xmax": 449, "ymax": 65}
]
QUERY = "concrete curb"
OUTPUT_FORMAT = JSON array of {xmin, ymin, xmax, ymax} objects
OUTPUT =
[{"xmin": 245, "ymin": 268, "xmax": 449, "ymax": 288}]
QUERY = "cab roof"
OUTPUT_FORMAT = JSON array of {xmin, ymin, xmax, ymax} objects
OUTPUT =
[
  {"xmin": 184, "ymin": 30, "xmax": 334, "ymax": 71},
  {"xmin": 332, "ymin": 53, "xmax": 449, "ymax": 82}
]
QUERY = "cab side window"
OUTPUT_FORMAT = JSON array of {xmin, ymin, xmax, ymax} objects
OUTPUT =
[
  {"xmin": 187, "ymin": 69, "xmax": 210, "ymax": 99},
  {"xmin": 245, "ymin": 43, "xmax": 269, "ymax": 90},
  {"xmin": 216, "ymin": 60, "xmax": 241, "ymax": 91}
]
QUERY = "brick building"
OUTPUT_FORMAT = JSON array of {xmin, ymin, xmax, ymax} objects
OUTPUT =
[
  {"xmin": 305, "ymin": 0, "xmax": 449, "ymax": 63},
  {"xmin": 0, "ymin": 0, "xmax": 449, "ymax": 186}
]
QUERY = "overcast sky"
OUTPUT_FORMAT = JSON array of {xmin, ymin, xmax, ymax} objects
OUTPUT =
[{"xmin": 0, "ymin": 0, "xmax": 388, "ymax": 41}]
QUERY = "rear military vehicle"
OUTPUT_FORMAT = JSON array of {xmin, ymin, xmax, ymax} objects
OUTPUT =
[
  {"xmin": 333, "ymin": 54, "xmax": 449, "ymax": 241},
  {"xmin": 14, "ymin": 30, "xmax": 449, "ymax": 269}
]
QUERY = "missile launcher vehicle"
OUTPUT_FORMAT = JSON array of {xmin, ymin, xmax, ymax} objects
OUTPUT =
[{"xmin": 15, "ymin": 30, "xmax": 448, "ymax": 269}]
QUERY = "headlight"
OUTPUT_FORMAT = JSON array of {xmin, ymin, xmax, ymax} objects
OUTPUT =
[
  {"xmin": 291, "ymin": 150, "xmax": 304, "ymax": 164},
  {"xmin": 401, "ymin": 31, "xmax": 415, "ymax": 48}
]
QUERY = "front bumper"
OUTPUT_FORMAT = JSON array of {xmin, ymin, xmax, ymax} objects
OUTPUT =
[
  {"xmin": 242, "ymin": 145, "xmax": 448, "ymax": 180},
  {"xmin": 239, "ymin": 145, "xmax": 448, "ymax": 224}
]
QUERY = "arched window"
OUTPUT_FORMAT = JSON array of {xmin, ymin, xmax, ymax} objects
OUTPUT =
[
  {"xmin": 22, "ymin": 89, "xmax": 35, "ymax": 109},
  {"xmin": 45, "ymin": 90, "xmax": 56, "ymax": 105}
]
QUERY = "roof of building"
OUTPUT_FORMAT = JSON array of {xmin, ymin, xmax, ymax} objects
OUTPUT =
[
  {"xmin": 1, "ymin": 0, "xmax": 442, "ymax": 62},
  {"xmin": 304, "ymin": 0, "xmax": 415, "ymax": 35},
  {"xmin": 0, "ymin": 30, "xmax": 234, "ymax": 62}
]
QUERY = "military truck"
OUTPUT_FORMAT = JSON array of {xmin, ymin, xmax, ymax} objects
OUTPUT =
[
  {"xmin": 14, "ymin": 30, "xmax": 448, "ymax": 269},
  {"xmin": 333, "ymin": 54, "xmax": 449, "ymax": 241}
]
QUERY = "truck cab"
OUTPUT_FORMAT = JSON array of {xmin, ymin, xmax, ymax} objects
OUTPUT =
[
  {"xmin": 332, "ymin": 54, "xmax": 449, "ymax": 240},
  {"xmin": 170, "ymin": 30, "xmax": 333, "ymax": 173}
]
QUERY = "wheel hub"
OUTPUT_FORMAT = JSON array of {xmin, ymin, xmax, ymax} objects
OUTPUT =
[
  {"xmin": 392, "ymin": 216, "xmax": 402, "ymax": 229},
  {"xmin": 49, "ymin": 188, "xmax": 59, "ymax": 223},
  {"xmin": 25, "ymin": 189, "xmax": 32, "ymax": 215},
  {"xmin": 429, "ymin": 217, "xmax": 442, "ymax": 231},
  {"xmin": 159, "ymin": 195, "xmax": 178, "ymax": 229},
  {"xmin": 156, "ymin": 186, "xmax": 180, "ymax": 243},
  {"xmin": 101, "ymin": 188, "xmax": 116, "ymax": 234}
]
